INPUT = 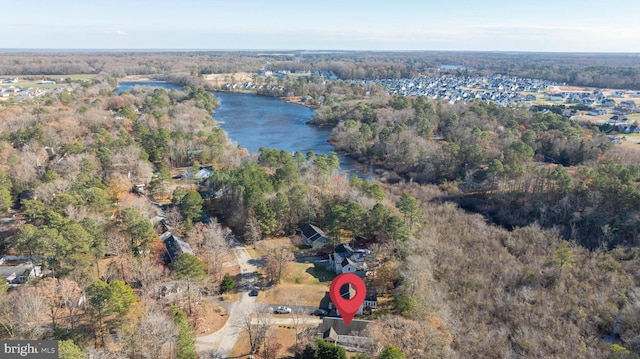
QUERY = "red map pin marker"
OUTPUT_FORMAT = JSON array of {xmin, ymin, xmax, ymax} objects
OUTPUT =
[{"xmin": 329, "ymin": 273, "xmax": 366, "ymax": 326}]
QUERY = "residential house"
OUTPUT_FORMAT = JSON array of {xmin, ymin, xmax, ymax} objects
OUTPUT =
[
  {"xmin": 331, "ymin": 243, "xmax": 368, "ymax": 276},
  {"xmin": 325, "ymin": 288, "xmax": 378, "ymax": 316},
  {"xmin": 612, "ymin": 107, "xmax": 634, "ymax": 115},
  {"xmin": 317, "ymin": 317, "xmax": 373, "ymax": 352},
  {"xmin": 588, "ymin": 108, "xmax": 607, "ymax": 116},
  {"xmin": 301, "ymin": 224, "xmax": 330, "ymax": 248},
  {"xmin": 608, "ymin": 115, "xmax": 629, "ymax": 126},
  {"xmin": 547, "ymin": 93, "xmax": 565, "ymax": 101},
  {"xmin": 161, "ymin": 231, "xmax": 194, "ymax": 263},
  {"xmin": 620, "ymin": 100, "xmax": 638, "ymax": 110},
  {"xmin": 185, "ymin": 166, "xmax": 212, "ymax": 181},
  {"xmin": 0, "ymin": 261, "xmax": 42, "ymax": 285}
]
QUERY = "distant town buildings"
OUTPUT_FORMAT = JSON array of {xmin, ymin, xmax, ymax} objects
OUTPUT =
[{"xmin": 367, "ymin": 75, "xmax": 558, "ymax": 106}]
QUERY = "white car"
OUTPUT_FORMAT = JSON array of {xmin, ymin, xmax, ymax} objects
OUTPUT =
[{"xmin": 275, "ymin": 306, "xmax": 292, "ymax": 314}]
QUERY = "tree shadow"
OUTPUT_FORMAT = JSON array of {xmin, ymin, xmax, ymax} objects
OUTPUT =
[
  {"xmin": 247, "ymin": 258, "xmax": 263, "ymax": 267},
  {"xmin": 305, "ymin": 262, "xmax": 335, "ymax": 283}
]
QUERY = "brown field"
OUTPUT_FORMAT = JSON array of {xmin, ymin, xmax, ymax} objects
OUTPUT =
[
  {"xmin": 194, "ymin": 298, "xmax": 230, "ymax": 335},
  {"xmin": 260, "ymin": 283, "xmax": 328, "ymax": 307},
  {"xmin": 205, "ymin": 72, "xmax": 254, "ymax": 86},
  {"xmin": 252, "ymin": 237, "xmax": 333, "ymax": 307},
  {"xmin": 230, "ymin": 324, "xmax": 313, "ymax": 358},
  {"xmin": 253, "ymin": 237, "xmax": 300, "ymax": 257},
  {"xmin": 619, "ymin": 135, "xmax": 640, "ymax": 150}
]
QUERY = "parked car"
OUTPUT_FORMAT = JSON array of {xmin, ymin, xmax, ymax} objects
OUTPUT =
[
  {"xmin": 275, "ymin": 306, "xmax": 292, "ymax": 314},
  {"xmin": 248, "ymin": 289, "xmax": 258, "ymax": 297},
  {"xmin": 312, "ymin": 308, "xmax": 328, "ymax": 317}
]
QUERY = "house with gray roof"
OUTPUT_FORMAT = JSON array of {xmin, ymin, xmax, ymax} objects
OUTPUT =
[
  {"xmin": 317, "ymin": 317, "xmax": 373, "ymax": 352},
  {"xmin": 301, "ymin": 224, "xmax": 330, "ymax": 248},
  {"xmin": 161, "ymin": 231, "xmax": 194, "ymax": 263},
  {"xmin": 331, "ymin": 243, "xmax": 368, "ymax": 275},
  {"xmin": 0, "ymin": 261, "xmax": 42, "ymax": 285}
]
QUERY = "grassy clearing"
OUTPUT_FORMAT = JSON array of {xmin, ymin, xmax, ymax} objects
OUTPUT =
[
  {"xmin": 0, "ymin": 81, "xmax": 64, "ymax": 89},
  {"xmin": 626, "ymin": 113, "xmax": 640, "ymax": 122},
  {"xmin": 0, "ymin": 74, "xmax": 96, "ymax": 89},
  {"xmin": 245, "ymin": 247, "xmax": 261, "ymax": 259},
  {"xmin": 259, "ymin": 262, "xmax": 333, "ymax": 307},
  {"xmin": 253, "ymin": 237, "xmax": 300, "ymax": 257},
  {"xmin": 282, "ymin": 262, "xmax": 334, "ymax": 285},
  {"xmin": 260, "ymin": 283, "xmax": 328, "ymax": 307}
]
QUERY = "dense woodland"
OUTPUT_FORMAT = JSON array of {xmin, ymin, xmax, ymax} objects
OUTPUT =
[
  {"xmin": 0, "ymin": 52, "xmax": 640, "ymax": 358},
  {"xmin": 314, "ymin": 95, "xmax": 640, "ymax": 250}
]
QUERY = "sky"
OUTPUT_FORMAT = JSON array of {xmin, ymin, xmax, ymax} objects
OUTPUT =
[{"xmin": 3, "ymin": 0, "xmax": 640, "ymax": 52}]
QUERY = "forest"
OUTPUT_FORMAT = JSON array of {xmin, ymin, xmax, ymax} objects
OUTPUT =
[
  {"xmin": 2, "ymin": 50, "xmax": 640, "ymax": 89},
  {"xmin": 0, "ymin": 51, "xmax": 640, "ymax": 358}
]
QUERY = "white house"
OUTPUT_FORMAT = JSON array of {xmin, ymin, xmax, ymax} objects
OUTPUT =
[
  {"xmin": 328, "ymin": 289, "xmax": 378, "ymax": 316},
  {"xmin": 331, "ymin": 243, "xmax": 368, "ymax": 275}
]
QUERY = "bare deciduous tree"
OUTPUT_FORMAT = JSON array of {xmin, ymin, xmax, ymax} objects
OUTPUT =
[
  {"xmin": 368, "ymin": 314, "xmax": 453, "ymax": 358},
  {"xmin": 263, "ymin": 247, "xmax": 294, "ymax": 284},
  {"xmin": 188, "ymin": 219, "xmax": 232, "ymax": 283},
  {"xmin": 123, "ymin": 306, "xmax": 178, "ymax": 359},
  {"xmin": 12, "ymin": 288, "xmax": 47, "ymax": 339},
  {"xmin": 241, "ymin": 303, "xmax": 273, "ymax": 354}
]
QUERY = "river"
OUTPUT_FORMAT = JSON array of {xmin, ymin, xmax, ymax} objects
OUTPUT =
[{"xmin": 117, "ymin": 81, "xmax": 367, "ymax": 177}]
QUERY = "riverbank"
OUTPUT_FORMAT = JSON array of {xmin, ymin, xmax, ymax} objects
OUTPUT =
[
  {"xmin": 209, "ymin": 87, "xmax": 319, "ymax": 109},
  {"xmin": 120, "ymin": 74, "xmax": 320, "ymax": 109}
]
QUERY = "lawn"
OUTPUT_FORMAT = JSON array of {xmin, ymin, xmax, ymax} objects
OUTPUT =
[
  {"xmin": 626, "ymin": 113, "xmax": 640, "ymax": 122},
  {"xmin": 281, "ymin": 262, "xmax": 334, "ymax": 285},
  {"xmin": 253, "ymin": 237, "xmax": 300, "ymax": 257},
  {"xmin": 0, "ymin": 74, "xmax": 96, "ymax": 89},
  {"xmin": 258, "ymin": 262, "xmax": 333, "ymax": 307}
]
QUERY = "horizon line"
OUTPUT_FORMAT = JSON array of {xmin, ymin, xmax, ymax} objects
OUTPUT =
[{"xmin": 1, "ymin": 48, "xmax": 640, "ymax": 55}]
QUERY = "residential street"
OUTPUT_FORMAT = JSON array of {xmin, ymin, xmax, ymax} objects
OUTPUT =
[
  {"xmin": 195, "ymin": 239, "xmax": 326, "ymax": 357},
  {"xmin": 195, "ymin": 243, "xmax": 258, "ymax": 358}
]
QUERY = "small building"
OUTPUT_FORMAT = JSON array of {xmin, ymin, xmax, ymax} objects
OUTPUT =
[
  {"xmin": 301, "ymin": 224, "xmax": 330, "ymax": 249},
  {"xmin": 161, "ymin": 231, "xmax": 194, "ymax": 263}
]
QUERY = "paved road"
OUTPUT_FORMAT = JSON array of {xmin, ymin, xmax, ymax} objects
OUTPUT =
[
  {"xmin": 252, "ymin": 316, "xmax": 322, "ymax": 326},
  {"xmin": 195, "ymin": 243, "xmax": 258, "ymax": 358},
  {"xmin": 266, "ymin": 304, "xmax": 321, "ymax": 316}
]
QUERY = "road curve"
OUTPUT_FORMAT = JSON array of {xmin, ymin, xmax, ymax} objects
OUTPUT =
[{"xmin": 196, "ymin": 244, "xmax": 258, "ymax": 358}]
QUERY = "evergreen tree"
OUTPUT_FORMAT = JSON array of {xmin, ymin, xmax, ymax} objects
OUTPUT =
[
  {"xmin": 173, "ymin": 308, "xmax": 196, "ymax": 359},
  {"xmin": 220, "ymin": 273, "xmax": 234, "ymax": 293},
  {"xmin": 379, "ymin": 346, "xmax": 405, "ymax": 359},
  {"xmin": 315, "ymin": 338, "xmax": 346, "ymax": 359},
  {"xmin": 58, "ymin": 340, "xmax": 84, "ymax": 359}
]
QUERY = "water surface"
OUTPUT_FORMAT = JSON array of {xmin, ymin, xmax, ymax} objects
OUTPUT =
[{"xmin": 117, "ymin": 82, "xmax": 365, "ymax": 176}]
